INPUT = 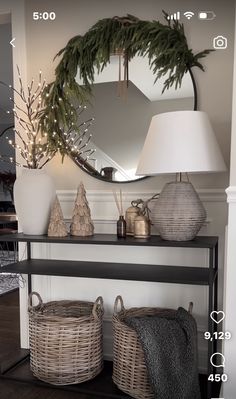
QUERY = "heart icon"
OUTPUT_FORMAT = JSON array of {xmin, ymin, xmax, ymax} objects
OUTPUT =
[{"xmin": 210, "ymin": 311, "xmax": 225, "ymax": 324}]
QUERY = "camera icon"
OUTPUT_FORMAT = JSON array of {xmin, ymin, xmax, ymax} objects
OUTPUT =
[{"xmin": 213, "ymin": 35, "xmax": 227, "ymax": 49}]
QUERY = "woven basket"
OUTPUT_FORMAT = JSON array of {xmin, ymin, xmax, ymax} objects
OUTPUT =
[
  {"xmin": 112, "ymin": 296, "xmax": 193, "ymax": 399},
  {"xmin": 28, "ymin": 292, "xmax": 104, "ymax": 385}
]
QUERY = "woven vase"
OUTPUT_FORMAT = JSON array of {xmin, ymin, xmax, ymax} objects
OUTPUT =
[{"xmin": 152, "ymin": 181, "xmax": 206, "ymax": 241}]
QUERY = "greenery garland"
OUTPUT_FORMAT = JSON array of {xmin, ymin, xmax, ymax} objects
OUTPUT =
[{"xmin": 40, "ymin": 12, "xmax": 212, "ymax": 153}]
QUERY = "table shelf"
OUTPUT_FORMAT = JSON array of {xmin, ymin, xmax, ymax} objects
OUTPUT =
[
  {"xmin": 1, "ymin": 259, "xmax": 216, "ymax": 286},
  {"xmin": 0, "ymin": 232, "xmax": 218, "ymax": 248}
]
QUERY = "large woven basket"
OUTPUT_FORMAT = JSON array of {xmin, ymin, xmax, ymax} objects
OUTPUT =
[
  {"xmin": 28, "ymin": 292, "xmax": 104, "ymax": 385},
  {"xmin": 112, "ymin": 296, "xmax": 193, "ymax": 399}
]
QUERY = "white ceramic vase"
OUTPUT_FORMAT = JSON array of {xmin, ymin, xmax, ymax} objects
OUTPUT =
[{"xmin": 14, "ymin": 169, "xmax": 56, "ymax": 235}]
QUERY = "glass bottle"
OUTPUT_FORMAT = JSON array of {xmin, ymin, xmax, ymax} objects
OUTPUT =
[{"xmin": 117, "ymin": 215, "xmax": 126, "ymax": 238}]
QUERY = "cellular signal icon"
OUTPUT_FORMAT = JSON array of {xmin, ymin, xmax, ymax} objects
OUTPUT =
[
  {"xmin": 184, "ymin": 11, "xmax": 195, "ymax": 20},
  {"xmin": 167, "ymin": 11, "xmax": 180, "ymax": 21}
]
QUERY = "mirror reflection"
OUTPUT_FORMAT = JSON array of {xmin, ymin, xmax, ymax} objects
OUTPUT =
[{"xmin": 75, "ymin": 55, "xmax": 195, "ymax": 183}]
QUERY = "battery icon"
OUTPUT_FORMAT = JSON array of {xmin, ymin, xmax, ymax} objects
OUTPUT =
[{"xmin": 198, "ymin": 11, "xmax": 216, "ymax": 20}]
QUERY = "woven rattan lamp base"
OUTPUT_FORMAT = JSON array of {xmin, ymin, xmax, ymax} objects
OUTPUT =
[{"xmin": 152, "ymin": 181, "xmax": 206, "ymax": 241}]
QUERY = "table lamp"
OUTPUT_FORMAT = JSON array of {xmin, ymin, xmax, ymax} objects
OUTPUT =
[{"xmin": 136, "ymin": 111, "xmax": 226, "ymax": 241}]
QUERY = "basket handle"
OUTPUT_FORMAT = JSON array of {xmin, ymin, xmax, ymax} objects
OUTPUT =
[
  {"xmin": 114, "ymin": 295, "xmax": 125, "ymax": 315},
  {"xmin": 28, "ymin": 291, "xmax": 43, "ymax": 310},
  {"xmin": 92, "ymin": 296, "xmax": 104, "ymax": 320},
  {"xmin": 188, "ymin": 301, "xmax": 193, "ymax": 315}
]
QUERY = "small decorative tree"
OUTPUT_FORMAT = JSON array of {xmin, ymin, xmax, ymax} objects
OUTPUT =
[
  {"xmin": 70, "ymin": 183, "xmax": 94, "ymax": 236},
  {"xmin": 48, "ymin": 196, "xmax": 68, "ymax": 237}
]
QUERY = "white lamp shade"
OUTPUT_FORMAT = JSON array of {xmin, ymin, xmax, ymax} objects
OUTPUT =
[{"xmin": 136, "ymin": 111, "xmax": 227, "ymax": 175}]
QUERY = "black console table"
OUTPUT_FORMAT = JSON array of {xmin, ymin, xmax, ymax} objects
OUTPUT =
[{"xmin": 0, "ymin": 233, "xmax": 219, "ymax": 399}]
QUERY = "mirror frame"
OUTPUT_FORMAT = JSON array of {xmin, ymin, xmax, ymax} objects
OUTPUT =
[{"xmin": 40, "ymin": 13, "xmax": 211, "ymax": 183}]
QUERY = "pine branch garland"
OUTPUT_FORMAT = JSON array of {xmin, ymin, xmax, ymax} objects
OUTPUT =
[{"xmin": 40, "ymin": 11, "xmax": 213, "ymax": 153}]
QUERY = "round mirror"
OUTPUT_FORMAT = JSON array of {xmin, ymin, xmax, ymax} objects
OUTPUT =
[{"xmin": 73, "ymin": 55, "xmax": 196, "ymax": 183}]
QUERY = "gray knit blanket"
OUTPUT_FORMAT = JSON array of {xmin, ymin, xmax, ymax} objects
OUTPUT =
[{"xmin": 125, "ymin": 307, "xmax": 201, "ymax": 399}]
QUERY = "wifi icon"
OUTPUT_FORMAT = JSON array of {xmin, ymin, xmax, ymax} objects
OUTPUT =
[{"xmin": 184, "ymin": 11, "xmax": 195, "ymax": 20}]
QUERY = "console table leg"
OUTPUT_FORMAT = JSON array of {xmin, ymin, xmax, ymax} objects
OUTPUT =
[{"xmin": 27, "ymin": 242, "xmax": 32, "ymax": 295}]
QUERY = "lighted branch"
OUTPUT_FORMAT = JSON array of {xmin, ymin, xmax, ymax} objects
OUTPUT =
[{"xmin": 0, "ymin": 67, "xmax": 95, "ymax": 169}]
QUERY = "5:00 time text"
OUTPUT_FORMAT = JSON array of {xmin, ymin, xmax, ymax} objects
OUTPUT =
[{"xmin": 33, "ymin": 12, "xmax": 56, "ymax": 21}]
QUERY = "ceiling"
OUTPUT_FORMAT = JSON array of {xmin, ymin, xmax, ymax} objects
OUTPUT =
[{"xmin": 76, "ymin": 55, "xmax": 194, "ymax": 101}]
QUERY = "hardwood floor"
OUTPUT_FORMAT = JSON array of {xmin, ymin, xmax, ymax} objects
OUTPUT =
[
  {"xmin": 0, "ymin": 379, "xmax": 106, "ymax": 399},
  {"xmin": 0, "ymin": 290, "xmax": 20, "ymax": 359}
]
